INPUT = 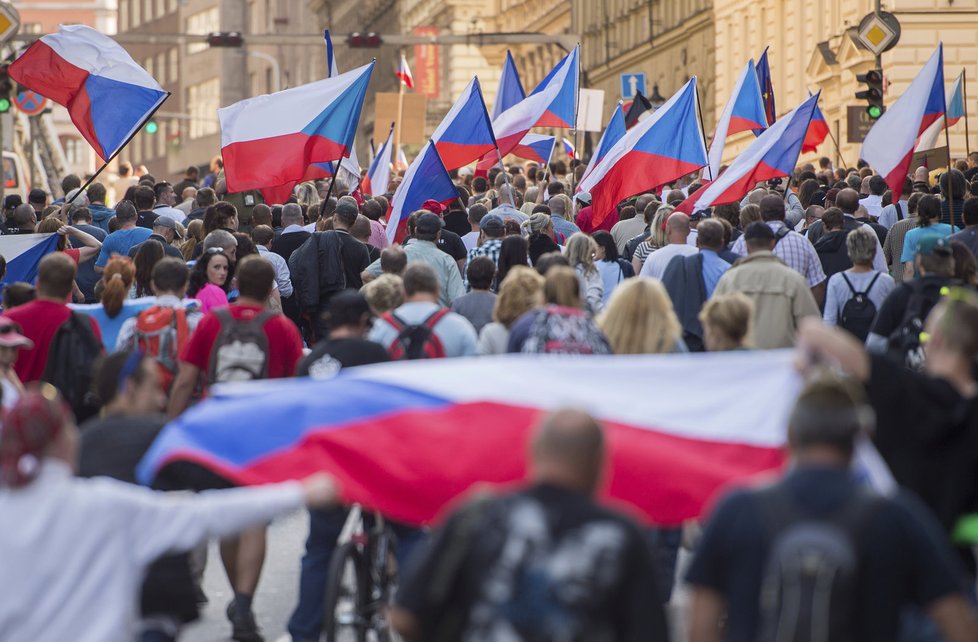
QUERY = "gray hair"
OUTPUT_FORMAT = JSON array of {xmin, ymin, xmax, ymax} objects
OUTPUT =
[
  {"xmin": 846, "ymin": 226, "xmax": 877, "ymax": 266},
  {"xmin": 203, "ymin": 229, "xmax": 237, "ymax": 252},
  {"xmin": 281, "ymin": 203, "xmax": 303, "ymax": 226}
]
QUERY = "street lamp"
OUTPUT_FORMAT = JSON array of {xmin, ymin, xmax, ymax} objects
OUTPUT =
[{"xmin": 649, "ymin": 84, "xmax": 665, "ymax": 111}]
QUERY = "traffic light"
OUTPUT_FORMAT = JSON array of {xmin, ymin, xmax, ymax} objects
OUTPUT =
[
  {"xmin": 856, "ymin": 69, "xmax": 884, "ymax": 120},
  {"xmin": 144, "ymin": 120, "xmax": 159, "ymax": 134},
  {"xmin": 0, "ymin": 64, "xmax": 11, "ymax": 113},
  {"xmin": 347, "ymin": 32, "xmax": 382, "ymax": 48},
  {"xmin": 206, "ymin": 31, "xmax": 244, "ymax": 48}
]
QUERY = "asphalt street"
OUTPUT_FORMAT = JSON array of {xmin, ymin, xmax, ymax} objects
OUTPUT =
[{"xmin": 183, "ymin": 510, "xmax": 308, "ymax": 642}]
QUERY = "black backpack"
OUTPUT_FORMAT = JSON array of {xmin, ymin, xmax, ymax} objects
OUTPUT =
[
  {"xmin": 41, "ymin": 312, "xmax": 102, "ymax": 422},
  {"xmin": 207, "ymin": 308, "xmax": 273, "ymax": 384},
  {"xmin": 757, "ymin": 484, "xmax": 881, "ymax": 642},
  {"xmin": 838, "ymin": 273, "xmax": 880, "ymax": 342},
  {"xmin": 888, "ymin": 279, "xmax": 947, "ymax": 371}
]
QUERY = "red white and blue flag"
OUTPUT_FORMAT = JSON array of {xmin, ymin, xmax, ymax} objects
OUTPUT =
[
  {"xmin": 0, "ymin": 234, "xmax": 60, "ymax": 287},
  {"xmin": 478, "ymin": 46, "xmax": 579, "ymax": 169},
  {"xmin": 218, "ymin": 62, "xmax": 373, "ymax": 193},
  {"xmin": 753, "ymin": 47, "xmax": 776, "ymax": 135},
  {"xmin": 917, "ymin": 68, "xmax": 965, "ymax": 153},
  {"xmin": 577, "ymin": 77, "xmax": 709, "ymax": 229},
  {"xmin": 579, "ymin": 102, "xmax": 626, "ymax": 187},
  {"xmin": 682, "ymin": 92, "xmax": 821, "ymax": 213},
  {"xmin": 862, "ymin": 44, "xmax": 945, "ymax": 197},
  {"xmin": 802, "ymin": 94, "xmax": 829, "ymax": 153},
  {"xmin": 492, "ymin": 50, "xmax": 526, "ymax": 121},
  {"xmin": 363, "ymin": 124, "xmax": 394, "ymax": 197},
  {"xmin": 385, "ymin": 143, "xmax": 457, "ymax": 243},
  {"xmin": 8, "ymin": 25, "xmax": 168, "ymax": 161},
  {"xmin": 512, "ymin": 133, "xmax": 556, "ymax": 165},
  {"xmin": 431, "ymin": 77, "xmax": 497, "ymax": 171},
  {"xmin": 396, "ymin": 53, "xmax": 414, "ymax": 90},
  {"xmin": 562, "ymin": 137, "xmax": 576, "ymax": 159},
  {"xmin": 138, "ymin": 352, "xmax": 805, "ymax": 526},
  {"xmin": 705, "ymin": 59, "xmax": 767, "ymax": 180}
]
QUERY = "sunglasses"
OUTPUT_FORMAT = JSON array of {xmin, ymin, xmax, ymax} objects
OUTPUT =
[{"xmin": 204, "ymin": 247, "xmax": 226, "ymax": 255}]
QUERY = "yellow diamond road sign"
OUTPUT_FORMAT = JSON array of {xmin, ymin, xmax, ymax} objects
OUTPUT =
[
  {"xmin": 857, "ymin": 14, "xmax": 897, "ymax": 56},
  {"xmin": 0, "ymin": 2, "xmax": 19, "ymax": 44}
]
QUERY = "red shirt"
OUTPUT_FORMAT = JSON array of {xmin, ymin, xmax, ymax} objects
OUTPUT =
[
  {"xmin": 180, "ymin": 304, "xmax": 303, "ymax": 381},
  {"xmin": 6, "ymin": 299, "xmax": 104, "ymax": 383},
  {"xmin": 575, "ymin": 205, "xmax": 618, "ymax": 234}
]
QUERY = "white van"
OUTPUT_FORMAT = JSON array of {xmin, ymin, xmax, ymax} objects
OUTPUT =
[{"xmin": 2, "ymin": 151, "xmax": 28, "ymax": 202}]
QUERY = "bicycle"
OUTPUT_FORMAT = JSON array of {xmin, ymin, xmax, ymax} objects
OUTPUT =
[{"xmin": 323, "ymin": 504, "xmax": 400, "ymax": 642}]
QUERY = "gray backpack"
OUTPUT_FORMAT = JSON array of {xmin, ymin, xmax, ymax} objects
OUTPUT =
[{"xmin": 207, "ymin": 308, "xmax": 274, "ymax": 384}]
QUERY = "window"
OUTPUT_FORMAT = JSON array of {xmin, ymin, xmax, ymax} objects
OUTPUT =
[
  {"xmin": 155, "ymin": 53, "xmax": 166, "ymax": 84},
  {"xmin": 119, "ymin": 0, "xmax": 128, "ymax": 30},
  {"xmin": 186, "ymin": 8, "xmax": 220, "ymax": 54},
  {"xmin": 145, "ymin": 57, "xmax": 154, "ymax": 80},
  {"xmin": 132, "ymin": 0, "xmax": 140, "ymax": 27},
  {"xmin": 187, "ymin": 79, "xmax": 220, "ymax": 139},
  {"xmin": 155, "ymin": 0, "xmax": 165, "ymax": 19},
  {"xmin": 143, "ymin": 0, "xmax": 152, "ymax": 23},
  {"xmin": 156, "ymin": 120, "xmax": 166, "ymax": 158},
  {"xmin": 168, "ymin": 48, "xmax": 178, "ymax": 83}
]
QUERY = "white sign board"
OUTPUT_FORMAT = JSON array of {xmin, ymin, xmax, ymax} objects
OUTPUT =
[{"xmin": 576, "ymin": 89, "xmax": 605, "ymax": 133}]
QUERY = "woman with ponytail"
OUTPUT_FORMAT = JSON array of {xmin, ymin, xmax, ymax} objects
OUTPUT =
[{"xmin": 70, "ymin": 257, "xmax": 154, "ymax": 351}]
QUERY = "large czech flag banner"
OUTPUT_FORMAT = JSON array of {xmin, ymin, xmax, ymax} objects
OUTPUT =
[
  {"xmin": 0, "ymin": 234, "xmax": 59, "ymax": 286},
  {"xmin": 9, "ymin": 25, "xmax": 167, "ymax": 162},
  {"xmin": 138, "ymin": 351, "xmax": 800, "ymax": 526}
]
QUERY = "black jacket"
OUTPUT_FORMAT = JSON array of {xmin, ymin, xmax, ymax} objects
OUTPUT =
[
  {"xmin": 661, "ymin": 253, "xmax": 707, "ymax": 351},
  {"xmin": 271, "ymin": 230, "xmax": 311, "ymax": 263},
  {"xmin": 289, "ymin": 230, "xmax": 370, "ymax": 312},
  {"xmin": 814, "ymin": 230, "xmax": 853, "ymax": 279}
]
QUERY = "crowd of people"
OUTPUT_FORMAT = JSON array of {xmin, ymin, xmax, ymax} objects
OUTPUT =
[{"xmin": 1, "ymin": 150, "xmax": 978, "ymax": 642}]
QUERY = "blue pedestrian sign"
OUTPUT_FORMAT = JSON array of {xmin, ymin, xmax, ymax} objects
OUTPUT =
[{"xmin": 620, "ymin": 72, "xmax": 646, "ymax": 100}]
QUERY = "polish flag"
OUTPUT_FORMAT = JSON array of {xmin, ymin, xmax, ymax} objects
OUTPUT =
[
  {"xmin": 396, "ymin": 53, "xmax": 414, "ymax": 90},
  {"xmin": 861, "ymin": 44, "xmax": 945, "ymax": 197}
]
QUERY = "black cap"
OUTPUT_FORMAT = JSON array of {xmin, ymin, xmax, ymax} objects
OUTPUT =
[
  {"xmin": 3, "ymin": 194, "xmax": 22, "ymax": 210},
  {"xmin": 744, "ymin": 221, "xmax": 776, "ymax": 241},
  {"xmin": 415, "ymin": 212, "xmax": 443, "ymax": 235}
]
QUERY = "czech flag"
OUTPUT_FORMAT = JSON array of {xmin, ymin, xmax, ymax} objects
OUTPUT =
[
  {"xmin": 324, "ymin": 29, "xmax": 338, "ymax": 77},
  {"xmin": 311, "ymin": 30, "xmax": 362, "ymax": 189},
  {"xmin": 431, "ymin": 77, "xmax": 497, "ymax": 171},
  {"xmin": 683, "ymin": 92, "xmax": 821, "ymax": 213},
  {"xmin": 0, "ymin": 234, "xmax": 60, "ymax": 287},
  {"xmin": 386, "ymin": 143, "xmax": 457, "ymax": 243},
  {"xmin": 706, "ymin": 59, "xmax": 767, "ymax": 180},
  {"xmin": 577, "ymin": 77, "xmax": 709, "ymax": 229},
  {"xmin": 492, "ymin": 50, "xmax": 526, "ymax": 120},
  {"xmin": 802, "ymin": 94, "xmax": 829, "ymax": 154},
  {"xmin": 562, "ymin": 137, "xmax": 576, "ymax": 159},
  {"xmin": 218, "ymin": 62, "xmax": 373, "ymax": 193},
  {"xmin": 753, "ymin": 47, "xmax": 776, "ymax": 135},
  {"xmin": 862, "ymin": 44, "xmax": 945, "ymax": 197},
  {"xmin": 396, "ymin": 53, "xmax": 414, "ymax": 90},
  {"xmin": 478, "ymin": 46, "xmax": 579, "ymax": 169},
  {"xmin": 947, "ymin": 70, "xmax": 965, "ymax": 127},
  {"xmin": 8, "ymin": 24, "xmax": 168, "ymax": 162},
  {"xmin": 579, "ymin": 103, "xmax": 626, "ymax": 186},
  {"xmin": 363, "ymin": 124, "xmax": 394, "ymax": 197},
  {"xmin": 137, "ymin": 351, "xmax": 801, "ymax": 527},
  {"xmin": 512, "ymin": 133, "xmax": 556, "ymax": 165}
]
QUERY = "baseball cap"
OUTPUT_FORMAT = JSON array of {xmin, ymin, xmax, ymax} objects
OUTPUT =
[
  {"xmin": 744, "ymin": 221, "xmax": 776, "ymax": 241},
  {"xmin": 421, "ymin": 199, "xmax": 446, "ymax": 215},
  {"xmin": 575, "ymin": 191, "xmax": 592, "ymax": 205},
  {"xmin": 917, "ymin": 235, "xmax": 952, "ymax": 257},
  {"xmin": 479, "ymin": 213, "xmax": 505, "ymax": 232},
  {"xmin": 0, "ymin": 316, "xmax": 33, "ymax": 349},
  {"xmin": 153, "ymin": 216, "xmax": 184, "ymax": 239},
  {"xmin": 415, "ymin": 212, "xmax": 443, "ymax": 235}
]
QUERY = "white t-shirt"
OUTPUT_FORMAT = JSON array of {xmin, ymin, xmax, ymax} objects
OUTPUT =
[{"xmin": 639, "ymin": 243, "xmax": 698, "ymax": 279}]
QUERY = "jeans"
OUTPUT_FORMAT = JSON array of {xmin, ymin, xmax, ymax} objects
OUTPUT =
[
  {"xmin": 648, "ymin": 526, "xmax": 682, "ymax": 603},
  {"xmin": 287, "ymin": 507, "xmax": 426, "ymax": 642}
]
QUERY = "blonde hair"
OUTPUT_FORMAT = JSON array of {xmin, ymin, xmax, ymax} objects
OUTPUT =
[
  {"xmin": 645, "ymin": 204, "xmax": 674, "ymax": 248},
  {"xmin": 739, "ymin": 203, "xmax": 762, "ymax": 229},
  {"xmin": 36, "ymin": 216, "xmax": 67, "ymax": 250},
  {"xmin": 101, "ymin": 257, "xmax": 135, "ymax": 318},
  {"xmin": 544, "ymin": 266, "xmax": 583, "ymax": 308},
  {"xmin": 564, "ymin": 232, "xmax": 597, "ymax": 275},
  {"xmin": 181, "ymin": 219, "xmax": 205, "ymax": 260},
  {"xmin": 597, "ymin": 277, "xmax": 681, "ymax": 354},
  {"xmin": 699, "ymin": 293, "xmax": 754, "ymax": 351},
  {"xmin": 493, "ymin": 266, "xmax": 544, "ymax": 327},
  {"xmin": 361, "ymin": 274, "xmax": 404, "ymax": 316},
  {"xmin": 295, "ymin": 181, "xmax": 320, "ymax": 211}
]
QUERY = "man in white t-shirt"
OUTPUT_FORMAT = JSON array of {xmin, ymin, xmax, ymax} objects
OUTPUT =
[{"xmin": 640, "ymin": 212, "xmax": 698, "ymax": 279}]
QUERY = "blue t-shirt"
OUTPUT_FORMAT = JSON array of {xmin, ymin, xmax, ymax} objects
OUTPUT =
[
  {"xmin": 900, "ymin": 224, "xmax": 954, "ymax": 264},
  {"xmin": 95, "ymin": 227, "xmax": 152, "ymax": 268},
  {"xmin": 70, "ymin": 297, "xmax": 155, "ymax": 351}
]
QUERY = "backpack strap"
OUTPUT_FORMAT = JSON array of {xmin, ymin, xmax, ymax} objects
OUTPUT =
[
  {"xmin": 895, "ymin": 201, "xmax": 904, "ymax": 221},
  {"xmin": 774, "ymin": 226, "xmax": 791, "ymax": 244},
  {"xmin": 840, "ymin": 272, "xmax": 857, "ymax": 296},
  {"xmin": 864, "ymin": 272, "xmax": 881, "ymax": 295},
  {"xmin": 384, "ymin": 311, "xmax": 405, "ymax": 333},
  {"xmin": 422, "ymin": 307, "xmax": 451, "ymax": 330}
]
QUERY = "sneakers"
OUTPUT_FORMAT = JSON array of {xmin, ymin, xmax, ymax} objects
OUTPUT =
[{"xmin": 226, "ymin": 600, "xmax": 264, "ymax": 642}]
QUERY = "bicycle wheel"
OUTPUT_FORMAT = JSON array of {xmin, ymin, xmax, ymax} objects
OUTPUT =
[
  {"xmin": 324, "ymin": 541, "xmax": 368, "ymax": 642},
  {"xmin": 366, "ymin": 529, "xmax": 401, "ymax": 642}
]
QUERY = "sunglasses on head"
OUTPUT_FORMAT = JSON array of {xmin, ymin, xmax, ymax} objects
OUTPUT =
[{"xmin": 204, "ymin": 247, "xmax": 226, "ymax": 255}]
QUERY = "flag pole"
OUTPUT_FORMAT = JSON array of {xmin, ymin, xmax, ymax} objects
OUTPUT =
[
  {"xmin": 395, "ymin": 51, "xmax": 405, "ymax": 159},
  {"xmin": 963, "ymin": 68, "xmax": 971, "ymax": 157},
  {"xmin": 943, "ymin": 104, "xmax": 957, "ymax": 228},
  {"xmin": 68, "ymin": 92, "xmax": 171, "ymax": 206},
  {"xmin": 494, "ymin": 144, "xmax": 515, "ymax": 207},
  {"xmin": 694, "ymin": 80, "xmax": 712, "ymax": 181},
  {"xmin": 570, "ymin": 44, "xmax": 582, "ymax": 194},
  {"xmin": 826, "ymin": 125, "xmax": 850, "ymax": 171}
]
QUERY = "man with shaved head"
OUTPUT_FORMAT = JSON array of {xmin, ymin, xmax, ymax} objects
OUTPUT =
[
  {"xmin": 392, "ymin": 409, "xmax": 669, "ymax": 642},
  {"xmin": 639, "ymin": 211, "xmax": 698, "ymax": 279}
]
